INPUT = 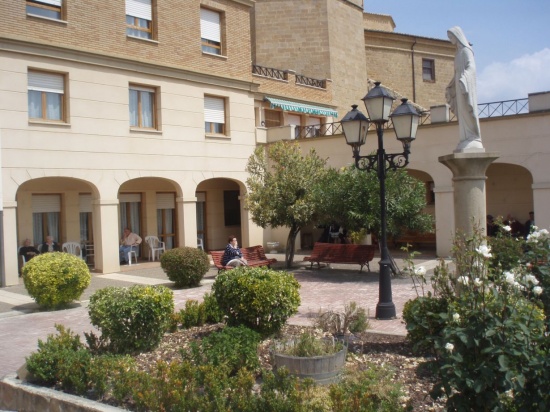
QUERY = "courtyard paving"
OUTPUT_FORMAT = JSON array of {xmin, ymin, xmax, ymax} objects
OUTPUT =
[{"xmin": 0, "ymin": 249, "xmax": 440, "ymax": 379}]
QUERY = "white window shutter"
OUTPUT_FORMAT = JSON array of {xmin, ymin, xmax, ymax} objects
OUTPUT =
[
  {"xmin": 126, "ymin": 0, "xmax": 152, "ymax": 21},
  {"xmin": 156, "ymin": 193, "xmax": 175, "ymax": 209},
  {"xmin": 119, "ymin": 193, "xmax": 142, "ymax": 203},
  {"xmin": 79, "ymin": 194, "xmax": 92, "ymax": 213},
  {"xmin": 28, "ymin": 71, "xmax": 64, "ymax": 94},
  {"xmin": 34, "ymin": 0, "xmax": 62, "ymax": 6},
  {"xmin": 200, "ymin": 8, "xmax": 221, "ymax": 42},
  {"xmin": 32, "ymin": 195, "xmax": 61, "ymax": 213},
  {"xmin": 204, "ymin": 97, "xmax": 225, "ymax": 124}
]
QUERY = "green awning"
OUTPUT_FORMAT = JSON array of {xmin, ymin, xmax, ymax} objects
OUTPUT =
[{"xmin": 265, "ymin": 97, "xmax": 338, "ymax": 118}]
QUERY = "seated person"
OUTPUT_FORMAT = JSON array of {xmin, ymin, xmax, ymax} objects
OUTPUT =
[
  {"xmin": 19, "ymin": 238, "xmax": 39, "ymax": 262},
  {"xmin": 119, "ymin": 227, "xmax": 142, "ymax": 264},
  {"xmin": 221, "ymin": 235, "xmax": 248, "ymax": 267},
  {"xmin": 40, "ymin": 235, "xmax": 60, "ymax": 253}
]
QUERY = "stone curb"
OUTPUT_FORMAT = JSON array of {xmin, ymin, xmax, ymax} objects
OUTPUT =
[{"xmin": 0, "ymin": 374, "xmax": 124, "ymax": 412}]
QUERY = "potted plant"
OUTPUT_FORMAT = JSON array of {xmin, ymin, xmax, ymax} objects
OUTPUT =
[
  {"xmin": 312, "ymin": 301, "xmax": 370, "ymax": 342},
  {"xmin": 271, "ymin": 329, "xmax": 347, "ymax": 385}
]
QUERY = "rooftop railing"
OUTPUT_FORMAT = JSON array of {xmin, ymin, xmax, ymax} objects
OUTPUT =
[
  {"xmin": 252, "ymin": 64, "xmax": 328, "ymax": 89},
  {"xmin": 295, "ymin": 97, "xmax": 530, "ymax": 139}
]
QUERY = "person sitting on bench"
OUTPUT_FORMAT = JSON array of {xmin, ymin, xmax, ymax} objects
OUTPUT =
[{"xmin": 221, "ymin": 235, "xmax": 248, "ymax": 267}]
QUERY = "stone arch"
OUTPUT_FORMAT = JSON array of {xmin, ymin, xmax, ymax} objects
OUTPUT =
[
  {"xmin": 196, "ymin": 177, "xmax": 249, "ymax": 251},
  {"xmin": 486, "ymin": 162, "xmax": 533, "ymax": 227},
  {"xmin": 117, "ymin": 177, "xmax": 183, "ymax": 253}
]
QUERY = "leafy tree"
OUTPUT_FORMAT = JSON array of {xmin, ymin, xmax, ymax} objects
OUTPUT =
[
  {"xmin": 245, "ymin": 141, "xmax": 328, "ymax": 267},
  {"xmin": 318, "ymin": 165, "xmax": 433, "ymax": 239}
]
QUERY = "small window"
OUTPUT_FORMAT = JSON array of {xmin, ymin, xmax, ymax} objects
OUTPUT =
[
  {"xmin": 126, "ymin": 0, "xmax": 153, "ymax": 39},
  {"xmin": 204, "ymin": 96, "xmax": 226, "ymax": 134},
  {"xmin": 422, "ymin": 59, "xmax": 435, "ymax": 81},
  {"xmin": 26, "ymin": 0, "xmax": 62, "ymax": 20},
  {"xmin": 28, "ymin": 70, "xmax": 65, "ymax": 122},
  {"xmin": 264, "ymin": 109, "xmax": 282, "ymax": 128},
  {"xmin": 200, "ymin": 8, "xmax": 222, "ymax": 55},
  {"xmin": 129, "ymin": 85, "xmax": 156, "ymax": 129}
]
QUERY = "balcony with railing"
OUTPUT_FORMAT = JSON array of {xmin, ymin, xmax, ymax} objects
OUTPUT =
[{"xmin": 252, "ymin": 64, "xmax": 330, "ymax": 91}]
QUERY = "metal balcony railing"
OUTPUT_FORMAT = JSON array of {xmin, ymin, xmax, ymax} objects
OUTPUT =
[
  {"xmin": 295, "ymin": 74, "xmax": 326, "ymax": 89},
  {"xmin": 252, "ymin": 65, "xmax": 288, "ymax": 81}
]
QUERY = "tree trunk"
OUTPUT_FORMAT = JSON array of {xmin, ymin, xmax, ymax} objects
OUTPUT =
[{"xmin": 285, "ymin": 226, "xmax": 301, "ymax": 268}]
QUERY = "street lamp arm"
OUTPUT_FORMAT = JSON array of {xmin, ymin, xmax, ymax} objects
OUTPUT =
[{"xmin": 353, "ymin": 151, "xmax": 410, "ymax": 173}]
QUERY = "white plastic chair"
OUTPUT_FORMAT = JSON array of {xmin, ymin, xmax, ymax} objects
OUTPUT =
[
  {"xmin": 62, "ymin": 242, "xmax": 83, "ymax": 259},
  {"xmin": 197, "ymin": 237, "xmax": 204, "ymax": 251},
  {"xmin": 145, "ymin": 236, "xmax": 165, "ymax": 261},
  {"xmin": 18, "ymin": 247, "xmax": 27, "ymax": 267},
  {"xmin": 128, "ymin": 245, "xmax": 138, "ymax": 266}
]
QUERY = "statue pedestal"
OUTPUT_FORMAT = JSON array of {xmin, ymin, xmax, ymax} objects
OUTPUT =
[{"xmin": 439, "ymin": 152, "xmax": 499, "ymax": 237}]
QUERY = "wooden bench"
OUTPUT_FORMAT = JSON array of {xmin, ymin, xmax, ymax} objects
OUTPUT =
[
  {"xmin": 210, "ymin": 245, "xmax": 277, "ymax": 272},
  {"xmin": 392, "ymin": 231, "xmax": 436, "ymax": 248},
  {"xmin": 303, "ymin": 242, "xmax": 377, "ymax": 272}
]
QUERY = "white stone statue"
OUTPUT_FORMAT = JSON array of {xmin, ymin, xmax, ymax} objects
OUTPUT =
[{"xmin": 445, "ymin": 26, "xmax": 484, "ymax": 152}]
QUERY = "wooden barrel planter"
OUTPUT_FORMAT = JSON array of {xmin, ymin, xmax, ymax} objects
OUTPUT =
[{"xmin": 272, "ymin": 346, "xmax": 347, "ymax": 385}]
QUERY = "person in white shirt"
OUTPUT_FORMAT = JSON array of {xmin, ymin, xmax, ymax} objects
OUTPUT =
[{"xmin": 119, "ymin": 227, "xmax": 142, "ymax": 264}]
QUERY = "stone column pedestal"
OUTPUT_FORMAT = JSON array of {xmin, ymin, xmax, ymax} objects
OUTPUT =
[{"xmin": 439, "ymin": 152, "xmax": 499, "ymax": 237}]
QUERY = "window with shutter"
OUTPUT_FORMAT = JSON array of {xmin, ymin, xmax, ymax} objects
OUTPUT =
[
  {"xmin": 200, "ymin": 8, "xmax": 222, "ymax": 55},
  {"xmin": 28, "ymin": 70, "xmax": 65, "ymax": 121},
  {"xmin": 204, "ymin": 96, "xmax": 226, "ymax": 135},
  {"xmin": 26, "ymin": 0, "xmax": 63, "ymax": 20},
  {"xmin": 126, "ymin": 0, "xmax": 153, "ymax": 39},
  {"xmin": 422, "ymin": 59, "xmax": 435, "ymax": 81}
]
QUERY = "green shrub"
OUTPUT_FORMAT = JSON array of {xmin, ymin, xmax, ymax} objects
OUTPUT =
[
  {"xmin": 25, "ymin": 324, "xmax": 92, "ymax": 394},
  {"xmin": 87, "ymin": 285, "xmax": 174, "ymax": 354},
  {"xmin": 202, "ymin": 292, "xmax": 224, "ymax": 324},
  {"xmin": 329, "ymin": 364, "xmax": 407, "ymax": 412},
  {"xmin": 184, "ymin": 325, "xmax": 261, "ymax": 375},
  {"xmin": 22, "ymin": 252, "xmax": 91, "ymax": 309},
  {"xmin": 160, "ymin": 247, "xmax": 210, "ymax": 288},
  {"xmin": 212, "ymin": 266, "xmax": 301, "ymax": 336},
  {"xmin": 275, "ymin": 330, "xmax": 344, "ymax": 357},
  {"xmin": 179, "ymin": 299, "xmax": 206, "ymax": 329},
  {"xmin": 87, "ymin": 354, "xmax": 136, "ymax": 399},
  {"xmin": 402, "ymin": 296, "xmax": 448, "ymax": 354}
]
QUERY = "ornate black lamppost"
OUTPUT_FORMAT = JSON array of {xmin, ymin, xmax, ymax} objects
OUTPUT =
[{"xmin": 341, "ymin": 82, "xmax": 420, "ymax": 319}]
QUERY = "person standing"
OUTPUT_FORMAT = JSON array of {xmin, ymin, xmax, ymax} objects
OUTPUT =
[{"xmin": 119, "ymin": 227, "xmax": 142, "ymax": 264}]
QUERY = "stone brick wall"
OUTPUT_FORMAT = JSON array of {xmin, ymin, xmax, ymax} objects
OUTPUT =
[
  {"xmin": 363, "ymin": 12, "xmax": 395, "ymax": 32},
  {"xmin": 365, "ymin": 31, "xmax": 455, "ymax": 109},
  {"xmin": 0, "ymin": 0, "xmax": 253, "ymax": 81}
]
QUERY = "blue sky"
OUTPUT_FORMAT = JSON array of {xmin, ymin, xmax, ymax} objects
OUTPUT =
[{"xmin": 364, "ymin": 0, "xmax": 550, "ymax": 103}]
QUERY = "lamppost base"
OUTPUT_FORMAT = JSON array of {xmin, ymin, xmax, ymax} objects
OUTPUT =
[{"xmin": 375, "ymin": 302, "xmax": 397, "ymax": 320}]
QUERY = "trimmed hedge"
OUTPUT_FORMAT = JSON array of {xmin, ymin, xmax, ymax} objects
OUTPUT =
[
  {"xmin": 23, "ymin": 252, "xmax": 91, "ymax": 309},
  {"xmin": 160, "ymin": 247, "xmax": 210, "ymax": 287},
  {"xmin": 87, "ymin": 285, "xmax": 174, "ymax": 353},
  {"xmin": 212, "ymin": 266, "xmax": 300, "ymax": 336}
]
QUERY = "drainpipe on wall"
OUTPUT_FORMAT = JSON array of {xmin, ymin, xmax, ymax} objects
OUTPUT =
[{"xmin": 411, "ymin": 38, "xmax": 417, "ymax": 102}]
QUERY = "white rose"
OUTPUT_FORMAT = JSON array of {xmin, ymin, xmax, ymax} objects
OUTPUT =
[
  {"xmin": 504, "ymin": 271, "xmax": 515, "ymax": 285},
  {"xmin": 476, "ymin": 244, "xmax": 492, "ymax": 258},
  {"xmin": 503, "ymin": 225, "xmax": 511, "ymax": 232},
  {"xmin": 445, "ymin": 343, "xmax": 454, "ymax": 352},
  {"xmin": 533, "ymin": 286, "xmax": 543, "ymax": 296},
  {"xmin": 414, "ymin": 266, "xmax": 427, "ymax": 276},
  {"xmin": 452, "ymin": 313, "xmax": 460, "ymax": 322},
  {"xmin": 474, "ymin": 278, "xmax": 482, "ymax": 287}
]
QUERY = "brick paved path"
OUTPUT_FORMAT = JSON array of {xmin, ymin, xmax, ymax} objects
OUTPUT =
[{"xmin": 0, "ymin": 250, "xmax": 439, "ymax": 378}]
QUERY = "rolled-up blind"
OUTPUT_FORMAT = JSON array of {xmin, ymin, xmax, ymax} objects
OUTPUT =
[
  {"xmin": 34, "ymin": 0, "xmax": 62, "ymax": 6},
  {"xmin": 200, "ymin": 8, "xmax": 220, "ymax": 42},
  {"xmin": 119, "ymin": 193, "xmax": 142, "ymax": 203},
  {"xmin": 28, "ymin": 71, "xmax": 64, "ymax": 94},
  {"xmin": 204, "ymin": 96, "xmax": 225, "ymax": 124},
  {"xmin": 32, "ymin": 195, "xmax": 61, "ymax": 213},
  {"xmin": 156, "ymin": 193, "xmax": 175, "ymax": 209},
  {"xmin": 126, "ymin": 0, "xmax": 152, "ymax": 20}
]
